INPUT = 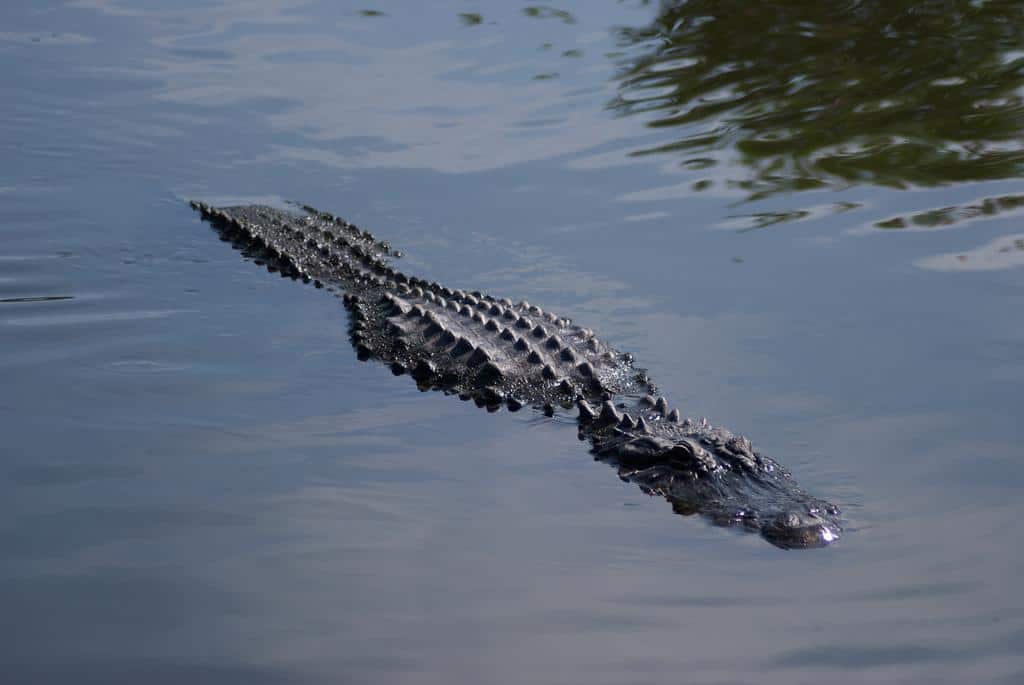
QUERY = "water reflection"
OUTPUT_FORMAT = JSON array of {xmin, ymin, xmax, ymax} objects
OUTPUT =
[
  {"xmin": 523, "ymin": 6, "xmax": 577, "ymax": 25},
  {"xmin": 917, "ymin": 232, "xmax": 1024, "ymax": 271},
  {"xmin": 875, "ymin": 192, "xmax": 1024, "ymax": 230},
  {"xmin": 611, "ymin": 1, "xmax": 1024, "ymax": 200}
]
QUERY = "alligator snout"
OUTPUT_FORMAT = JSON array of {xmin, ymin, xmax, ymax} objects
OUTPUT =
[{"xmin": 761, "ymin": 510, "xmax": 840, "ymax": 549}]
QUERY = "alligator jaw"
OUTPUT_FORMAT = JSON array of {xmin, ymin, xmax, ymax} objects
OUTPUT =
[{"xmin": 191, "ymin": 200, "xmax": 843, "ymax": 549}]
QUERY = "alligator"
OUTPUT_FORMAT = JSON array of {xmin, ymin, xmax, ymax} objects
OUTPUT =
[{"xmin": 191, "ymin": 201, "xmax": 842, "ymax": 549}]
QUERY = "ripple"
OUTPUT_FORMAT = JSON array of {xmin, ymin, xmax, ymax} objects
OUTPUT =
[
  {"xmin": 2, "ymin": 308, "xmax": 192, "ymax": 327},
  {"xmin": 0, "ymin": 295, "xmax": 74, "ymax": 304},
  {"xmin": 916, "ymin": 233, "xmax": 1024, "ymax": 272},
  {"xmin": 610, "ymin": 2, "xmax": 1024, "ymax": 199},
  {"xmin": 8, "ymin": 463, "xmax": 140, "ymax": 486},
  {"xmin": 1, "ymin": 506, "xmax": 249, "ymax": 558},
  {"xmin": 874, "ymin": 193, "xmax": 1024, "ymax": 231},
  {"xmin": 0, "ymin": 31, "xmax": 95, "ymax": 47}
]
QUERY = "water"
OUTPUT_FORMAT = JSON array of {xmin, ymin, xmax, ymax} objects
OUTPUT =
[{"xmin": 1, "ymin": 2, "xmax": 1022, "ymax": 683}]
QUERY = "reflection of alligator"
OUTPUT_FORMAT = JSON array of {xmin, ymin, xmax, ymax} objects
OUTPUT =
[{"xmin": 192, "ymin": 201, "xmax": 842, "ymax": 549}]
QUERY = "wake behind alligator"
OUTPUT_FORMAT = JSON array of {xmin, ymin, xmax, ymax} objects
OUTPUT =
[{"xmin": 192, "ymin": 201, "xmax": 842, "ymax": 549}]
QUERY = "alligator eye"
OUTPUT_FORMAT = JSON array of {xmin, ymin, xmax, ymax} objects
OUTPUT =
[
  {"xmin": 667, "ymin": 438, "xmax": 716, "ymax": 471},
  {"xmin": 665, "ymin": 447, "xmax": 692, "ymax": 469},
  {"xmin": 670, "ymin": 442, "xmax": 692, "ymax": 456},
  {"xmin": 616, "ymin": 436, "xmax": 674, "ymax": 468}
]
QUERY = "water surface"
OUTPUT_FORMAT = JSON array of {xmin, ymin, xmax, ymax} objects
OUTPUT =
[{"xmin": 2, "ymin": 2, "xmax": 1022, "ymax": 683}]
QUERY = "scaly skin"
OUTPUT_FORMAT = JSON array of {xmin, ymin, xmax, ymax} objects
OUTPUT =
[{"xmin": 192, "ymin": 201, "xmax": 842, "ymax": 549}]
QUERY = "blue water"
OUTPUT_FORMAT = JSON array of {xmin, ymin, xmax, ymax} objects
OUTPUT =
[{"xmin": 2, "ymin": 2, "xmax": 1023, "ymax": 683}]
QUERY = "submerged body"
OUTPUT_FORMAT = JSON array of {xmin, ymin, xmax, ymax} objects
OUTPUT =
[{"xmin": 192, "ymin": 201, "xmax": 841, "ymax": 549}]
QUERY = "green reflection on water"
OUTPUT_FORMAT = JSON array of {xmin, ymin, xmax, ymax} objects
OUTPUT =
[
  {"xmin": 877, "ymin": 192, "xmax": 1024, "ymax": 229},
  {"xmin": 611, "ymin": 1, "xmax": 1024, "ymax": 200}
]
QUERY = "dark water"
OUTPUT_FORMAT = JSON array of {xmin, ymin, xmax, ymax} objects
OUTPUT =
[{"xmin": 2, "ymin": 2, "xmax": 1023, "ymax": 683}]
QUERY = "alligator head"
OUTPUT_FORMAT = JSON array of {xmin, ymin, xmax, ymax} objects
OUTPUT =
[{"xmin": 581, "ymin": 397, "xmax": 842, "ymax": 549}]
